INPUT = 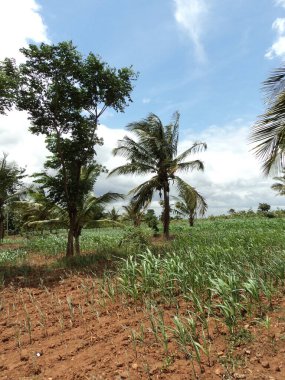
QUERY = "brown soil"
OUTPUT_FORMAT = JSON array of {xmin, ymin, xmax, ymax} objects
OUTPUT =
[{"xmin": 1, "ymin": 260, "xmax": 285, "ymax": 379}]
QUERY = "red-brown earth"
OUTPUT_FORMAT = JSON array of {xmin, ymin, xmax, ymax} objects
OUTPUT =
[{"xmin": 1, "ymin": 243, "xmax": 285, "ymax": 379}]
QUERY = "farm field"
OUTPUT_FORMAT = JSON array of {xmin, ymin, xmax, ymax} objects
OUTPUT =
[{"xmin": 1, "ymin": 218, "xmax": 285, "ymax": 379}]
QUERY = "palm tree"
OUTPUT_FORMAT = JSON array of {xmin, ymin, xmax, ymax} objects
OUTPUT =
[
  {"xmin": 122, "ymin": 200, "xmax": 149, "ymax": 227},
  {"xmin": 0, "ymin": 153, "xmax": 25, "ymax": 241},
  {"xmin": 109, "ymin": 112, "xmax": 206, "ymax": 238},
  {"xmin": 251, "ymin": 65, "xmax": 285, "ymax": 174},
  {"xmin": 32, "ymin": 165, "xmax": 123, "ymax": 254},
  {"xmin": 73, "ymin": 193, "xmax": 123, "ymax": 254},
  {"xmin": 172, "ymin": 180, "xmax": 207, "ymax": 227},
  {"xmin": 271, "ymin": 173, "xmax": 285, "ymax": 196}
]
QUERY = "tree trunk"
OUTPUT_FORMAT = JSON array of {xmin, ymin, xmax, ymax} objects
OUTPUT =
[
  {"xmin": 66, "ymin": 227, "xmax": 74, "ymax": 257},
  {"xmin": 163, "ymin": 184, "xmax": 170, "ymax": 239},
  {"xmin": 0, "ymin": 205, "xmax": 4, "ymax": 242},
  {"xmin": 189, "ymin": 213, "xmax": 194, "ymax": 227},
  {"xmin": 66, "ymin": 210, "xmax": 78, "ymax": 257},
  {"xmin": 74, "ymin": 234, "xmax": 80, "ymax": 255},
  {"xmin": 74, "ymin": 226, "xmax": 81, "ymax": 255}
]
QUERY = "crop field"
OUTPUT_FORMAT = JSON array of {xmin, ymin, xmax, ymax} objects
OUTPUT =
[{"xmin": 1, "ymin": 217, "xmax": 285, "ymax": 379}]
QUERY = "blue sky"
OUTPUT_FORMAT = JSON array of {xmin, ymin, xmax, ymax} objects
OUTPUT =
[
  {"xmin": 1, "ymin": 0, "xmax": 285, "ymax": 214},
  {"xmin": 36, "ymin": 0, "xmax": 283, "ymax": 130}
]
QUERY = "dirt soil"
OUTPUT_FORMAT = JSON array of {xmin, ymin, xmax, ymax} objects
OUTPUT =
[{"xmin": 1, "ymin": 260, "xmax": 285, "ymax": 379}]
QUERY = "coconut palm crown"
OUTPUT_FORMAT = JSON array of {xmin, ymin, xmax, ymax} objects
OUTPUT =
[
  {"xmin": 271, "ymin": 173, "xmax": 285, "ymax": 196},
  {"xmin": 251, "ymin": 65, "xmax": 285, "ymax": 175},
  {"xmin": 172, "ymin": 180, "xmax": 207, "ymax": 227},
  {"xmin": 108, "ymin": 112, "xmax": 206, "ymax": 238}
]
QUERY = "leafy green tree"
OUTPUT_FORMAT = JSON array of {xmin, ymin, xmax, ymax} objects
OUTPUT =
[
  {"xmin": 1, "ymin": 41, "xmax": 136, "ymax": 256},
  {"xmin": 251, "ymin": 65, "xmax": 285, "ymax": 174},
  {"xmin": 0, "ymin": 153, "xmax": 25, "ymax": 241},
  {"xmin": 257, "ymin": 203, "xmax": 271, "ymax": 212},
  {"xmin": 172, "ymin": 181, "xmax": 207, "ymax": 226},
  {"xmin": 109, "ymin": 112, "xmax": 206, "ymax": 238},
  {"xmin": 144, "ymin": 209, "xmax": 159, "ymax": 234},
  {"xmin": 0, "ymin": 58, "xmax": 19, "ymax": 115}
]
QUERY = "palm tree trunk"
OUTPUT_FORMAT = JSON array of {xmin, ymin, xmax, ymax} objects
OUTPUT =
[
  {"xmin": 163, "ymin": 184, "xmax": 170, "ymax": 239},
  {"xmin": 189, "ymin": 213, "xmax": 194, "ymax": 227}
]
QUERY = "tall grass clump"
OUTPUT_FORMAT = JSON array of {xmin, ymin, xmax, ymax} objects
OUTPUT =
[{"xmin": 118, "ymin": 217, "xmax": 285, "ymax": 330}]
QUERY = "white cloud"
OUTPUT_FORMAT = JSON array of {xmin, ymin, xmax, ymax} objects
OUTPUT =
[
  {"xmin": 265, "ymin": 0, "xmax": 285, "ymax": 60},
  {"xmin": 275, "ymin": 0, "xmax": 285, "ymax": 8},
  {"xmin": 265, "ymin": 17, "xmax": 285, "ymax": 59},
  {"xmin": 0, "ymin": 0, "xmax": 49, "ymax": 62},
  {"xmin": 173, "ymin": 0, "xmax": 208, "ymax": 62},
  {"xmin": 142, "ymin": 98, "xmax": 151, "ymax": 104},
  {"xmin": 0, "ymin": 0, "xmax": 49, "ymax": 175},
  {"xmin": 93, "ymin": 120, "xmax": 283, "ymax": 215},
  {"xmin": 0, "ymin": 110, "xmax": 48, "ymax": 175}
]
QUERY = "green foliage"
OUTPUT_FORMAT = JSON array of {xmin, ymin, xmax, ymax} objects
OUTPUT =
[
  {"xmin": 144, "ymin": 209, "xmax": 159, "ymax": 233},
  {"xmin": 272, "ymin": 174, "xmax": 285, "ymax": 196},
  {"xmin": 251, "ymin": 64, "xmax": 285, "ymax": 174},
  {"xmin": 109, "ymin": 112, "xmax": 206, "ymax": 238},
  {"xmin": 1, "ymin": 41, "xmax": 136, "ymax": 257},
  {"xmin": 0, "ymin": 154, "xmax": 26, "ymax": 241},
  {"xmin": 172, "ymin": 179, "xmax": 207, "ymax": 226},
  {"xmin": 257, "ymin": 202, "xmax": 271, "ymax": 212},
  {"xmin": 119, "ymin": 226, "xmax": 152, "ymax": 253},
  {"xmin": 0, "ymin": 58, "xmax": 19, "ymax": 115}
]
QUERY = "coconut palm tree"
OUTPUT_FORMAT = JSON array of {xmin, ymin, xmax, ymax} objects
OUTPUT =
[
  {"xmin": 172, "ymin": 180, "xmax": 207, "ymax": 227},
  {"xmin": 251, "ymin": 65, "xmax": 285, "ymax": 174},
  {"xmin": 271, "ymin": 173, "xmax": 285, "ymax": 196},
  {"xmin": 0, "ymin": 153, "xmax": 25, "ymax": 241},
  {"xmin": 109, "ymin": 112, "xmax": 206, "ymax": 238},
  {"xmin": 31, "ymin": 165, "xmax": 123, "ymax": 254},
  {"xmin": 122, "ymin": 201, "xmax": 148, "ymax": 227}
]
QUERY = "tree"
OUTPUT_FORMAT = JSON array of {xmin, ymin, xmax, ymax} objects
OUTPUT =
[
  {"xmin": 144, "ymin": 209, "xmax": 159, "ymax": 234},
  {"xmin": 250, "ymin": 65, "xmax": 285, "ymax": 174},
  {"xmin": 172, "ymin": 181, "xmax": 207, "ymax": 227},
  {"xmin": 33, "ymin": 164, "xmax": 123, "ymax": 254},
  {"xmin": 0, "ymin": 153, "xmax": 25, "ymax": 241},
  {"xmin": 122, "ymin": 200, "xmax": 148, "ymax": 227},
  {"xmin": 257, "ymin": 203, "xmax": 271, "ymax": 212},
  {"xmin": 0, "ymin": 58, "xmax": 19, "ymax": 115},
  {"xmin": 11, "ymin": 187, "xmax": 63, "ymax": 234},
  {"xmin": 1, "ymin": 41, "xmax": 137, "ymax": 256},
  {"xmin": 109, "ymin": 112, "xmax": 206, "ymax": 239},
  {"xmin": 271, "ymin": 173, "xmax": 285, "ymax": 196}
]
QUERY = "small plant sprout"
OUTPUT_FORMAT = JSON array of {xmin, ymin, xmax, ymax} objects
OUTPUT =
[{"xmin": 66, "ymin": 296, "xmax": 75, "ymax": 326}]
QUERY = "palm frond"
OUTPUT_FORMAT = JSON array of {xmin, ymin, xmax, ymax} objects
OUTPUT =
[
  {"xmin": 176, "ymin": 142, "xmax": 207, "ymax": 163},
  {"xmin": 175, "ymin": 176, "xmax": 208, "ymax": 216},
  {"xmin": 108, "ymin": 163, "xmax": 154, "ymax": 177},
  {"xmin": 176, "ymin": 160, "xmax": 204, "ymax": 173},
  {"xmin": 129, "ymin": 176, "xmax": 160, "ymax": 211}
]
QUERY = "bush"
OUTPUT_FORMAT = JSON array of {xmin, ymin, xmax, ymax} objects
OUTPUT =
[{"xmin": 119, "ymin": 226, "xmax": 152, "ymax": 253}]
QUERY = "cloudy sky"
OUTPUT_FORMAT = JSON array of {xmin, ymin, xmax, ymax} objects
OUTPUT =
[{"xmin": 1, "ymin": 0, "xmax": 285, "ymax": 215}]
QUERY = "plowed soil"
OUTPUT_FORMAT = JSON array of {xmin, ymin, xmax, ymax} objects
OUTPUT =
[{"xmin": 1, "ymin": 255, "xmax": 285, "ymax": 379}]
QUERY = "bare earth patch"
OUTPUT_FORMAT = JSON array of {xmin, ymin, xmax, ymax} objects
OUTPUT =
[{"xmin": 1, "ymin": 269, "xmax": 285, "ymax": 380}]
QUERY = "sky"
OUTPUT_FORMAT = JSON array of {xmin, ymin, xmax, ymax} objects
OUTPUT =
[{"xmin": 1, "ymin": 0, "xmax": 285, "ymax": 215}]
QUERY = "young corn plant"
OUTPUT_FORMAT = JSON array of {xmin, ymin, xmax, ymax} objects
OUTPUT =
[
  {"xmin": 66, "ymin": 296, "xmax": 75, "ymax": 326},
  {"xmin": 23, "ymin": 305, "xmax": 32, "ymax": 344},
  {"xmin": 171, "ymin": 315, "xmax": 202, "ymax": 378}
]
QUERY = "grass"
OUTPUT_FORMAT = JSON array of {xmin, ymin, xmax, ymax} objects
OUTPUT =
[{"xmin": 1, "ymin": 216, "xmax": 285, "ymax": 377}]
